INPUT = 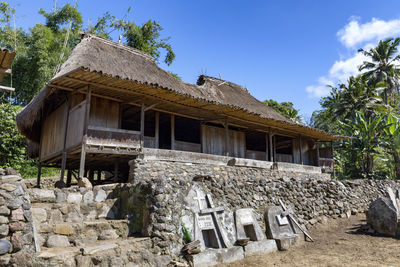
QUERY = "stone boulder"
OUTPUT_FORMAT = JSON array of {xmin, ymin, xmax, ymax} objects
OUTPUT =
[{"xmin": 367, "ymin": 197, "xmax": 399, "ymax": 237}]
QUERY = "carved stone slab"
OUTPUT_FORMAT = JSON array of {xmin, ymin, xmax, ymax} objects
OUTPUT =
[
  {"xmin": 235, "ymin": 208, "xmax": 265, "ymax": 242},
  {"xmin": 264, "ymin": 205, "xmax": 295, "ymax": 240}
]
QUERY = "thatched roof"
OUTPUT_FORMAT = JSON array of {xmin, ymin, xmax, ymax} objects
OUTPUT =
[
  {"xmin": 17, "ymin": 33, "xmax": 339, "ymax": 142},
  {"xmin": 0, "ymin": 48, "xmax": 15, "ymax": 84}
]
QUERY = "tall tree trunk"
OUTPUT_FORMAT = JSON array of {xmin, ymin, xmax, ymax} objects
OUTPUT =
[{"xmin": 392, "ymin": 148, "xmax": 400, "ymax": 179}]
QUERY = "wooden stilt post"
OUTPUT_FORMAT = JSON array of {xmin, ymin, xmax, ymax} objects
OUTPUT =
[
  {"xmin": 60, "ymin": 151, "xmax": 67, "ymax": 184},
  {"xmin": 299, "ymin": 135, "xmax": 303, "ymax": 165},
  {"xmin": 79, "ymin": 86, "xmax": 91, "ymax": 178},
  {"xmin": 97, "ymin": 170, "xmax": 101, "ymax": 182},
  {"xmin": 171, "ymin": 114, "xmax": 175, "ymax": 150},
  {"xmin": 316, "ymin": 141, "xmax": 320, "ymax": 167},
  {"xmin": 269, "ymin": 131, "xmax": 274, "ymax": 162},
  {"xmin": 155, "ymin": 111, "xmax": 159, "ymax": 149},
  {"xmin": 291, "ymin": 139, "xmax": 295, "ymax": 163},
  {"xmin": 273, "ymin": 135, "xmax": 276, "ymax": 162},
  {"xmin": 66, "ymin": 170, "xmax": 72, "ymax": 187},
  {"xmin": 225, "ymin": 119, "xmax": 229, "ymax": 156},
  {"xmin": 140, "ymin": 103, "xmax": 145, "ymax": 148},
  {"xmin": 36, "ymin": 162, "xmax": 42, "ymax": 188}
]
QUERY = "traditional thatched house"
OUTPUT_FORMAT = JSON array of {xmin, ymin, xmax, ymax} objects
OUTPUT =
[
  {"xmin": 16, "ymin": 34, "xmax": 338, "ymax": 186},
  {"xmin": 0, "ymin": 48, "xmax": 16, "ymax": 92}
]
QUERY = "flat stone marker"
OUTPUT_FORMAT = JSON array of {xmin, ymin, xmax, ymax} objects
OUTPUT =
[
  {"xmin": 188, "ymin": 186, "xmax": 232, "ymax": 250},
  {"xmin": 265, "ymin": 205, "xmax": 295, "ymax": 240},
  {"xmin": 235, "ymin": 208, "xmax": 265, "ymax": 242}
]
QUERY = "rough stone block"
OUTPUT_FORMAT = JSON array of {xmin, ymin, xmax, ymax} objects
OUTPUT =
[
  {"xmin": 0, "ymin": 224, "xmax": 9, "ymax": 238},
  {"xmin": 29, "ymin": 189, "xmax": 56, "ymax": 203},
  {"xmin": 67, "ymin": 193, "xmax": 82, "ymax": 204},
  {"xmin": 31, "ymin": 208, "xmax": 47, "ymax": 223},
  {"xmin": 7, "ymin": 198, "xmax": 23, "ymax": 210},
  {"xmin": 54, "ymin": 223, "xmax": 74, "ymax": 235},
  {"xmin": 187, "ymin": 247, "xmax": 244, "ymax": 267},
  {"xmin": 0, "ymin": 239, "xmax": 12, "ymax": 255},
  {"xmin": 0, "ymin": 216, "xmax": 8, "ymax": 224},
  {"xmin": 9, "ymin": 221, "xmax": 24, "ymax": 232},
  {"xmin": 56, "ymin": 192, "xmax": 66, "ymax": 203},
  {"xmin": 10, "ymin": 208, "xmax": 24, "ymax": 221},
  {"xmin": 46, "ymin": 235, "xmax": 71, "ymax": 248},
  {"xmin": 11, "ymin": 233, "xmax": 22, "ymax": 252},
  {"xmin": 0, "ymin": 184, "xmax": 17, "ymax": 192},
  {"xmin": 0, "ymin": 206, "xmax": 10, "ymax": 216},
  {"xmin": 83, "ymin": 191, "xmax": 94, "ymax": 203},
  {"xmin": 95, "ymin": 189, "xmax": 107, "ymax": 203},
  {"xmin": 244, "ymin": 239, "xmax": 277, "ymax": 256},
  {"xmin": 82, "ymin": 242, "xmax": 118, "ymax": 255}
]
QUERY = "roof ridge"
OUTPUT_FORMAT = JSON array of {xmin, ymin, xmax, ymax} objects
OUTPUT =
[
  {"xmin": 198, "ymin": 75, "xmax": 249, "ymax": 93},
  {"xmin": 81, "ymin": 32, "xmax": 155, "ymax": 62}
]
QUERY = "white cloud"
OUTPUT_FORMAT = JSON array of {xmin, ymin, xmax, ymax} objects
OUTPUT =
[
  {"xmin": 306, "ymin": 77, "xmax": 333, "ymax": 98},
  {"xmin": 306, "ymin": 16, "xmax": 400, "ymax": 99},
  {"xmin": 338, "ymin": 17, "xmax": 400, "ymax": 48}
]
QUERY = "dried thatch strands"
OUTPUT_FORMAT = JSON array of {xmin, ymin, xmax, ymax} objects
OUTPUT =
[{"xmin": 16, "ymin": 33, "xmax": 340, "ymax": 143}]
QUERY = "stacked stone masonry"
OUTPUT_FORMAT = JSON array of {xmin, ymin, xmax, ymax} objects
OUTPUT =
[
  {"xmin": 129, "ymin": 158, "xmax": 400, "ymax": 258},
  {"xmin": 2, "ymin": 160, "xmax": 400, "ymax": 266}
]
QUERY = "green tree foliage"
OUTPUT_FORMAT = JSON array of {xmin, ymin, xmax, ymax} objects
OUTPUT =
[
  {"xmin": 311, "ymin": 38, "xmax": 400, "ymax": 179},
  {"xmin": 0, "ymin": 103, "xmax": 26, "ymax": 168},
  {"xmin": 0, "ymin": 1, "xmax": 176, "ymax": 176},
  {"xmin": 264, "ymin": 99, "xmax": 302, "ymax": 124},
  {"xmin": 0, "ymin": 3, "xmax": 176, "ymax": 105}
]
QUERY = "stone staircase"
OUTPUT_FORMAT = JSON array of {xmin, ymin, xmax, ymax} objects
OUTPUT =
[{"xmin": 27, "ymin": 184, "xmax": 171, "ymax": 266}]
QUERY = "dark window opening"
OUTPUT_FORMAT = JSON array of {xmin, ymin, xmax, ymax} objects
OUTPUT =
[
  {"xmin": 121, "ymin": 105, "xmax": 141, "ymax": 131},
  {"xmin": 275, "ymin": 135, "xmax": 293, "ymax": 155},
  {"xmin": 175, "ymin": 116, "xmax": 200, "ymax": 143},
  {"xmin": 159, "ymin": 113, "xmax": 171, "ymax": 149},
  {"xmin": 246, "ymin": 131, "xmax": 266, "ymax": 152}
]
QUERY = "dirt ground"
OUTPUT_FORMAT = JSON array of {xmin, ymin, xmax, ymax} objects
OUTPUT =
[{"xmin": 218, "ymin": 214, "xmax": 400, "ymax": 267}]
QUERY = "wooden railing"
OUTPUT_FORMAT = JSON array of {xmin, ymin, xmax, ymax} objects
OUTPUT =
[{"xmin": 85, "ymin": 126, "xmax": 141, "ymax": 154}]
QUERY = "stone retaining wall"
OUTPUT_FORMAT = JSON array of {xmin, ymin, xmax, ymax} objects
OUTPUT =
[
  {"xmin": 129, "ymin": 158, "xmax": 400, "ymax": 258},
  {"xmin": 0, "ymin": 168, "xmax": 35, "ymax": 266}
]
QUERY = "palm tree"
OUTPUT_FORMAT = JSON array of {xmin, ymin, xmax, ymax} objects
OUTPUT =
[{"xmin": 359, "ymin": 38, "xmax": 400, "ymax": 105}]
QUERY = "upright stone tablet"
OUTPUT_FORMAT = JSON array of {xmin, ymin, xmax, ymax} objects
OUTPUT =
[{"xmin": 235, "ymin": 208, "xmax": 265, "ymax": 242}]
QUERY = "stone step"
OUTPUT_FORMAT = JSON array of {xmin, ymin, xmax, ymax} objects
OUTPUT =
[
  {"xmin": 35, "ymin": 219, "xmax": 131, "ymax": 248},
  {"xmin": 34, "ymin": 237, "xmax": 153, "ymax": 267}
]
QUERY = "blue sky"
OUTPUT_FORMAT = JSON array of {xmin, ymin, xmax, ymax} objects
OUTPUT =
[{"xmin": 11, "ymin": 0, "xmax": 400, "ymax": 121}]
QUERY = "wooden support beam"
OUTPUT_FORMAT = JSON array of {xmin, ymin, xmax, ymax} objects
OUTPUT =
[
  {"xmin": 155, "ymin": 111, "xmax": 159, "ymax": 149},
  {"xmin": 79, "ymin": 143, "xmax": 86, "ymax": 178},
  {"xmin": 60, "ymin": 152, "xmax": 67, "ymax": 183},
  {"xmin": 299, "ymin": 135, "xmax": 303, "ymax": 165},
  {"xmin": 144, "ymin": 103, "xmax": 157, "ymax": 112},
  {"xmin": 97, "ymin": 170, "xmax": 102, "ymax": 181},
  {"xmin": 0, "ymin": 85, "xmax": 14, "ymax": 92},
  {"xmin": 140, "ymin": 103, "xmax": 145, "ymax": 148},
  {"xmin": 316, "ymin": 141, "xmax": 320, "ymax": 167},
  {"xmin": 291, "ymin": 139, "xmax": 295, "ymax": 163},
  {"xmin": 273, "ymin": 135, "xmax": 277, "ymax": 162},
  {"xmin": 171, "ymin": 114, "xmax": 175, "ymax": 150},
  {"xmin": 66, "ymin": 170, "xmax": 72, "ymax": 187},
  {"xmin": 79, "ymin": 86, "xmax": 91, "ymax": 179},
  {"xmin": 269, "ymin": 131, "xmax": 274, "ymax": 162},
  {"xmin": 225, "ymin": 119, "xmax": 229, "ymax": 156},
  {"xmin": 36, "ymin": 162, "xmax": 42, "ymax": 188}
]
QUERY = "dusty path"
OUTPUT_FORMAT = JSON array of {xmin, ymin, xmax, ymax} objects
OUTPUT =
[{"xmin": 218, "ymin": 214, "xmax": 400, "ymax": 267}]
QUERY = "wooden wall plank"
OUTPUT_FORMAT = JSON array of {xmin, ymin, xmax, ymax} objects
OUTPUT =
[{"xmin": 40, "ymin": 102, "xmax": 68, "ymax": 160}]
